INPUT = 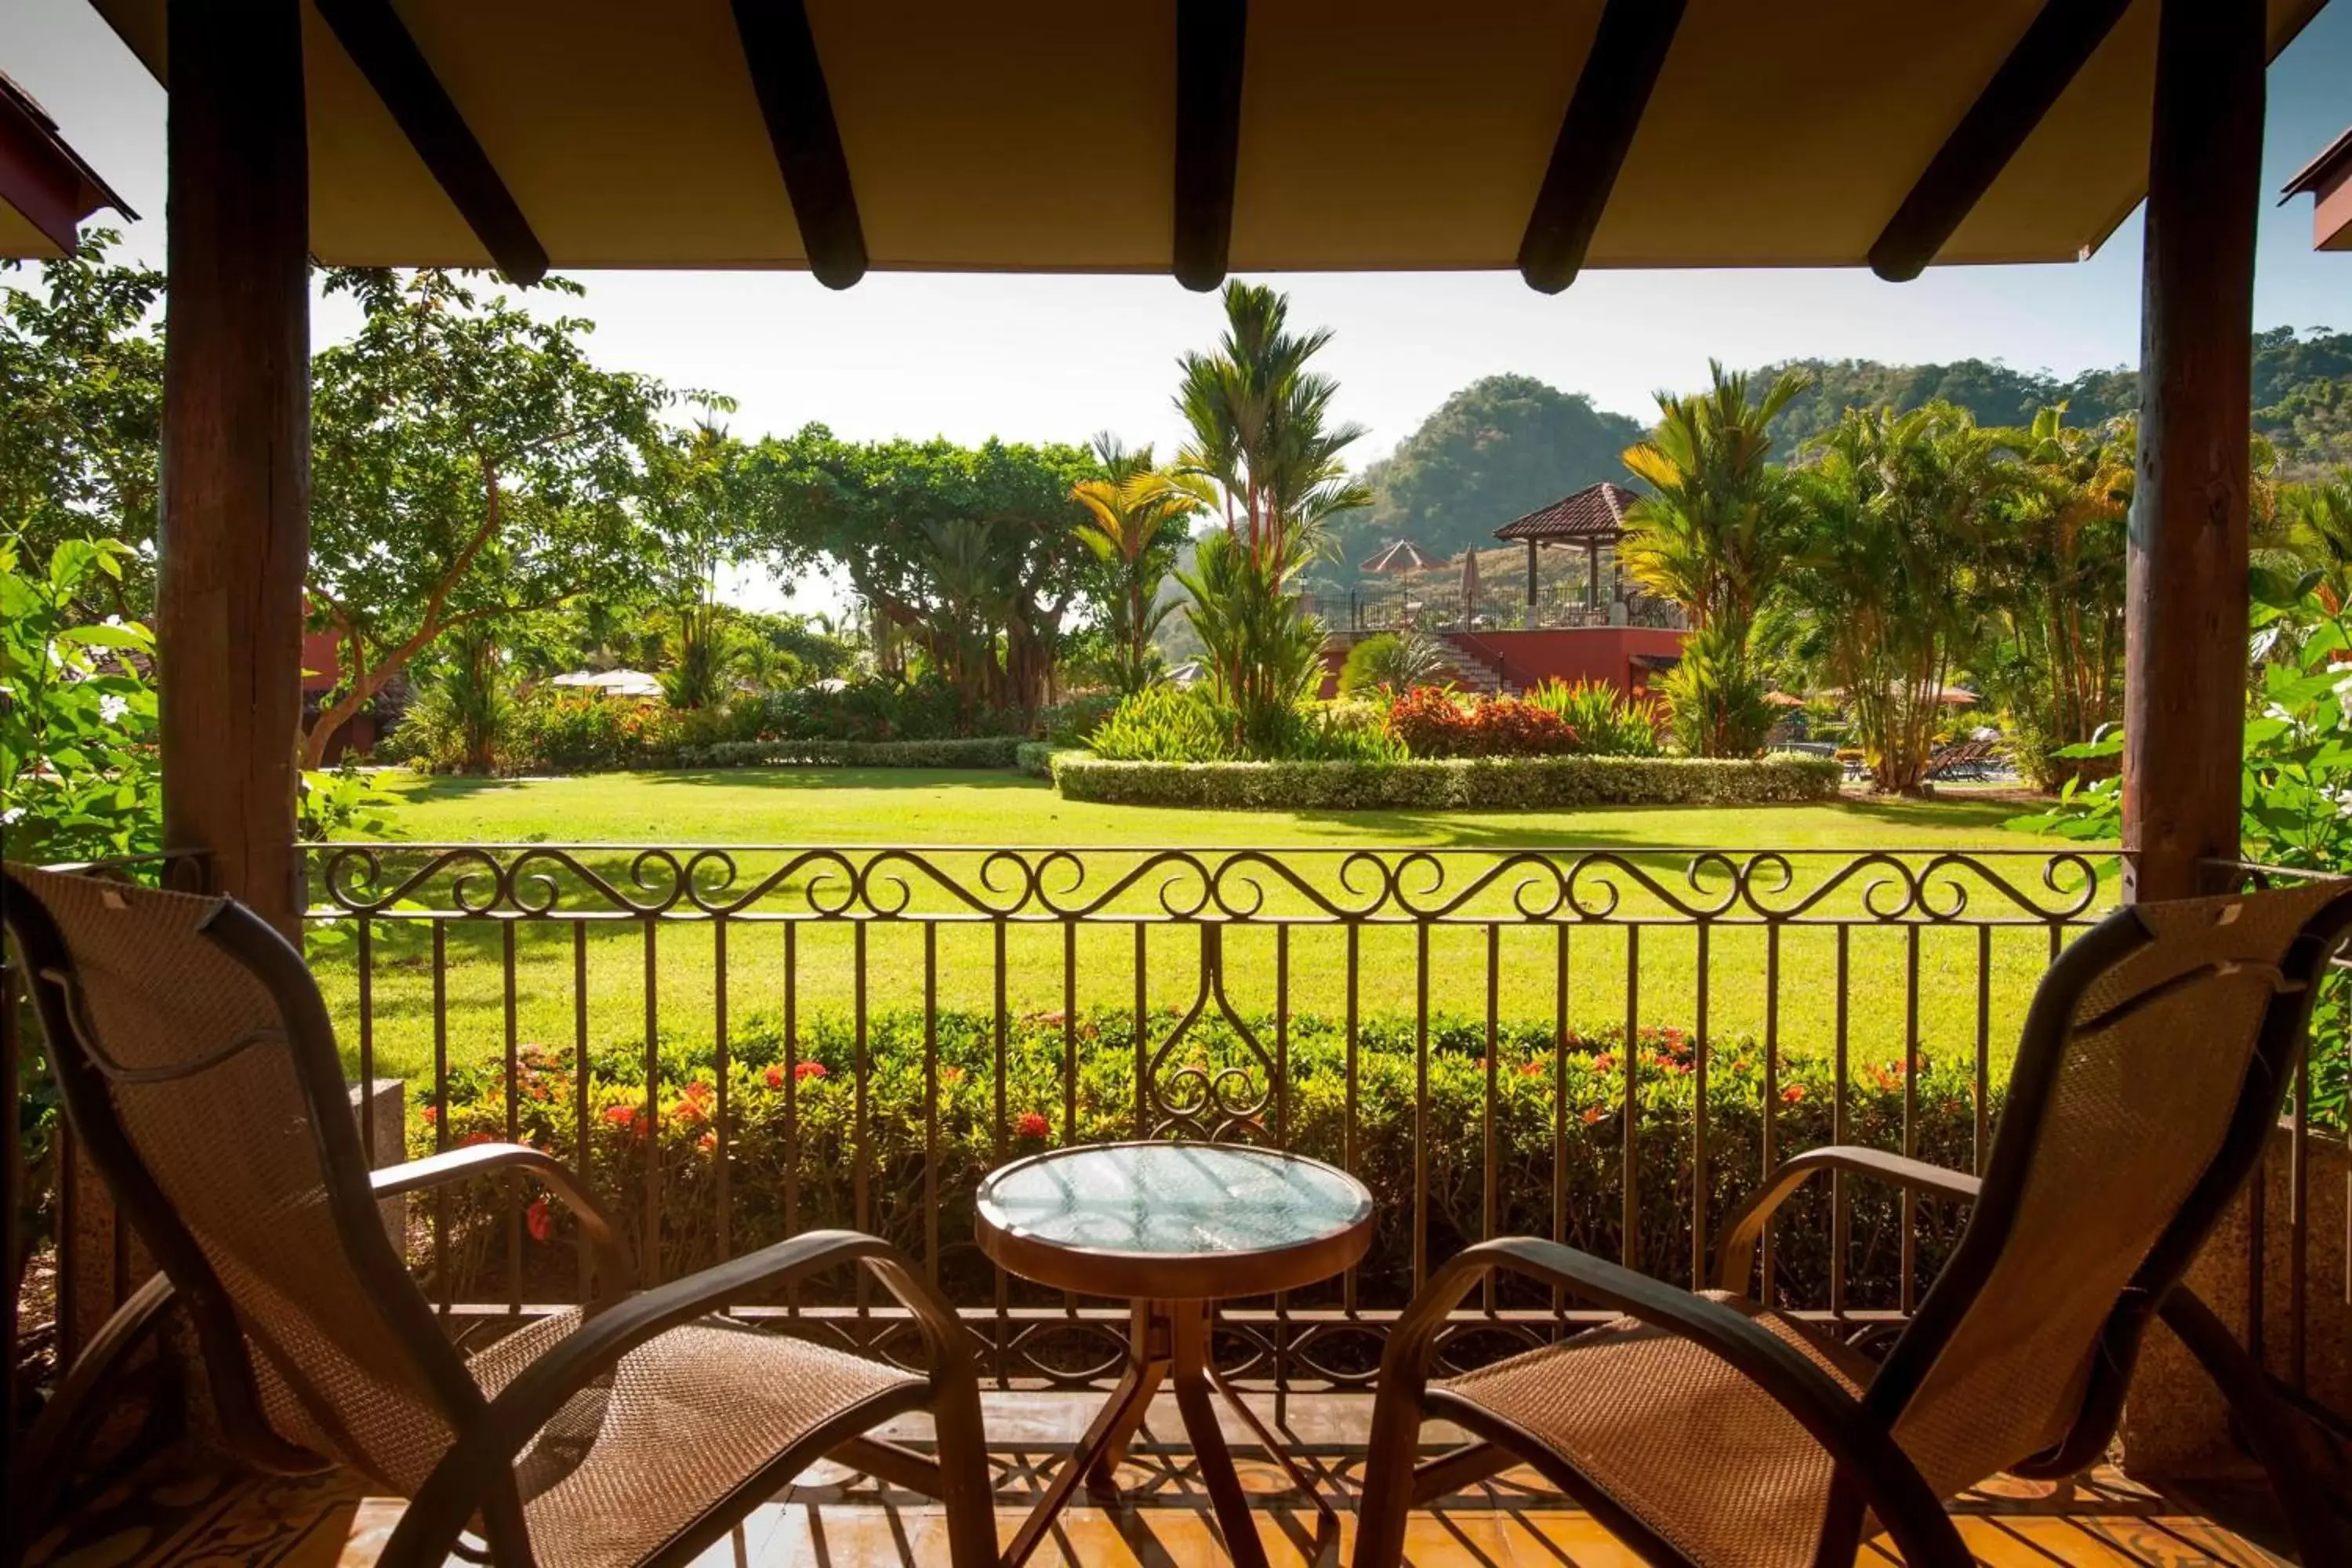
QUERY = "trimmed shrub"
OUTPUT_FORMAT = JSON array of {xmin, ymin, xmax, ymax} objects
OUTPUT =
[
  {"xmin": 417, "ymin": 1008, "xmax": 1984, "ymax": 1318},
  {"xmin": 1053, "ymin": 753, "xmax": 1842, "ymax": 810},
  {"xmin": 673, "ymin": 736, "xmax": 1024, "ymax": 769},
  {"xmin": 1014, "ymin": 741, "xmax": 1068, "ymax": 779},
  {"xmin": 1089, "ymin": 684, "xmax": 1241, "ymax": 763},
  {"xmin": 1387, "ymin": 686, "xmax": 1581, "ymax": 758}
]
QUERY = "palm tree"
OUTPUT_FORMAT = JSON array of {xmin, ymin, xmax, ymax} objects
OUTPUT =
[
  {"xmin": 1619, "ymin": 361, "xmax": 1812, "ymax": 639},
  {"xmin": 1070, "ymin": 434, "xmax": 1206, "ymax": 695},
  {"xmin": 2281, "ymin": 465, "xmax": 2352, "ymax": 608}
]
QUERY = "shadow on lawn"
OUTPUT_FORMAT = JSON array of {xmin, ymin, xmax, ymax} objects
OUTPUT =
[{"xmin": 635, "ymin": 767, "xmax": 1044, "ymax": 793}]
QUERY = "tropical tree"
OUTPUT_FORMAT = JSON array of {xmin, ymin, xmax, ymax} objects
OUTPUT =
[
  {"xmin": 2277, "ymin": 465, "xmax": 2352, "ymax": 608},
  {"xmin": 1173, "ymin": 283, "xmax": 1370, "ymax": 750},
  {"xmin": 304, "ymin": 269, "xmax": 671, "ymax": 766},
  {"xmin": 1977, "ymin": 405, "xmax": 2132, "ymax": 789},
  {"xmin": 643, "ymin": 416, "xmax": 753, "ymax": 710},
  {"xmin": 1618, "ymin": 361, "xmax": 1812, "ymax": 638},
  {"xmin": 1783, "ymin": 403, "xmax": 2016, "ymax": 793},
  {"xmin": 1069, "ymin": 434, "xmax": 1202, "ymax": 695}
]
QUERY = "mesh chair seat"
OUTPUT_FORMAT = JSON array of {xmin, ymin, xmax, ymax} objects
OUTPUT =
[
  {"xmin": 1436, "ymin": 1294, "xmax": 1879, "ymax": 1568},
  {"xmin": 460, "ymin": 1312, "xmax": 923, "ymax": 1568}
]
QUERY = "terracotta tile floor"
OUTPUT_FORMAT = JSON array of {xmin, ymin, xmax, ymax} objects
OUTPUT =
[{"xmin": 24, "ymin": 1393, "xmax": 2288, "ymax": 1568}]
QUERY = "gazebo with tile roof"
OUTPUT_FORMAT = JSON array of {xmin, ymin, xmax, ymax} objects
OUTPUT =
[{"xmin": 1494, "ymin": 480, "xmax": 1641, "ymax": 611}]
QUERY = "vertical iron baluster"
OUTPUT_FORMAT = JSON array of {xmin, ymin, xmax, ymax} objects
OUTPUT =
[
  {"xmin": 1622, "ymin": 925, "xmax": 1639, "ymax": 1273},
  {"xmin": 357, "ymin": 918, "xmax": 375, "ymax": 1166},
  {"xmin": 1974, "ymin": 925, "xmax": 1991, "ymax": 1175},
  {"xmin": 855, "ymin": 920, "xmax": 872, "ymax": 1323},
  {"xmin": 1900, "ymin": 924, "xmax": 1921, "ymax": 1315},
  {"xmin": 1552, "ymin": 924, "xmax": 1569, "ymax": 1318},
  {"xmin": 1063, "ymin": 919, "xmax": 1079, "ymax": 1155},
  {"xmin": 713, "ymin": 914, "xmax": 730, "ymax": 1268},
  {"xmin": 992, "ymin": 918, "xmax": 1007, "ymax": 1385},
  {"xmin": 1276, "ymin": 924, "xmax": 1290, "ymax": 1417},
  {"xmin": 783, "ymin": 921, "xmax": 799, "ymax": 1316},
  {"xmin": 2288, "ymin": 993, "xmax": 2313, "ymax": 1393},
  {"xmin": 503, "ymin": 920, "xmax": 520, "ymax": 1316},
  {"xmin": 1831, "ymin": 926, "xmax": 1850, "ymax": 1321},
  {"xmin": 431, "ymin": 921, "xmax": 450, "ymax": 1317},
  {"xmin": 1483, "ymin": 924, "xmax": 1500, "ymax": 1314},
  {"xmin": 573, "ymin": 922, "xmax": 590, "ymax": 1301},
  {"xmin": 641, "ymin": 916, "xmax": 660, "ymax": 1287},
  {"xmin": 1345, "ymin": 921, "xmax": 1362, "ymax": 1317},
  {"xmin": 1414, "ymin": 921, "xmax": 1430, "ymax": 1294},
  {"xmin": 1691, "ymin": 921, "xmax": 1710, "ymax": 1293},
  {"xmin": 1760, "ymin": 924, "xmax": 1779, "ymax": 1302},
  {"xmin": 924, "ymin": 924, "xmax": 940, "ymax": 1288},
  {"xmin": 1134, "ymin": 924, "xmax": 1149, "ymax": 1136}
]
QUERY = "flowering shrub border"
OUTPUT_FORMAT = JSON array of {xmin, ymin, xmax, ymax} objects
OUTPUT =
[
  {"xmin": 1051, "ymin": 753, "xmax": 1842, "ymax": 810},
  {"xmin": 417, "ymin": 1007, "xmax": 1981, "ymax": 1315},
  {"xmin": 673, "ymin": 737, "xmax": 1026, "ymax": 770},
  {"xmin": 1386, "ymin": 686, "xmax": 1581, "ymax": 757}
]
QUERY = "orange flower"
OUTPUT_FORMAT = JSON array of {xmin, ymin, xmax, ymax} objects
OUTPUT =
[
  {"xmin": 795, "ymin": 1061, "xmax": 827, "ymax": 1082},
  {"xmin": 1519, "ymin": 1061, "xmax": 1545, "ymax": 1077},
  {"xmin": 1591, "ymin": 1054, "xmax": 1615, "ymax": 1074},
  {"xmin": 1581, "ymin": 1105, "xmax": 1606, "ymax": 1125},
  {"xmin": 764, "ymin": 1065, "xmax": 785, "ymax": 1089},
  {"xmin": 603, "ymin": 1104, "xmax": 637, "ymax": 1128},
  {"xmin": 1781, "ymin": 1084, "xmax": 1806, "ymax": 1104},
  {"xmin": 698, "ymin": 1131, "xmax": 716, "ymax": 1152},
  {"xmin": 1014, "ymin": 1112, "xmax": 1051, "ymax": 1140},
  {"xmin": 941, "ymin": 1066, "xmax": 966, "ymax": 1085},
  {"xmin": 526, "ymin": 1197, "xmax": 553, "ymax": 1243}
]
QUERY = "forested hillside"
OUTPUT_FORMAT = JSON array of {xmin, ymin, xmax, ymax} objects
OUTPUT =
[{"xmin": 1334, "ymin": 328, "xmax": 2350, "ymax": 584}]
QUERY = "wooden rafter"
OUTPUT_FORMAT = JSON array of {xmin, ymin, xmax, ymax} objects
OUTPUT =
[
  {"xmin": 1870, "ymin": 0, "xmax": 2133, "ymax": 283},
  {"xmin": 731, "ymin": 0, "xmax": 868, "ymax": 290},
  {"xmin": 1517, "ymin": 0, "xmax": 1686, "ymax": 295},
  {"xmin": 1174, "ymin": 0, "xmax": 1247, "ymax": 292},
  {"xmin": 313, "ymin": 0, "xmax": 547, "ymax": 285}
]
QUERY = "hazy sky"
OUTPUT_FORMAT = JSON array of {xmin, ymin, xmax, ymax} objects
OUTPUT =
[{"xmin": 7, "ymin": 0, "xmax": 2348, "ymax": 610}]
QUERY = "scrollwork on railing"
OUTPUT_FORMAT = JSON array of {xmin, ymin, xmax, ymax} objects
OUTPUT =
[{"xmin": 305, "ymin": 843, "xmax": 2112, "ymax": 928}]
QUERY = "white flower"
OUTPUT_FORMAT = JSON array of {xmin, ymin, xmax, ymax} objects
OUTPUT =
[
  {"xmin": 0, "ymin": 806, "xmax": 22, "ymax": 827},
  {"xmin": 99, "ymin": 693, "xmax": 129, "ymax": 724}
]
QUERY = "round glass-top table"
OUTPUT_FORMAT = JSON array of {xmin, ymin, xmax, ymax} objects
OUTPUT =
[{"xmin": 975, "ymin": 1142, "xmax": 1372, "ymax": 1568}]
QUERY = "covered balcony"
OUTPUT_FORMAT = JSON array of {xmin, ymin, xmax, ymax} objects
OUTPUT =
[{"xmin": 7, "ymin": 2, "xmax": 2350, "ymax": 1566}]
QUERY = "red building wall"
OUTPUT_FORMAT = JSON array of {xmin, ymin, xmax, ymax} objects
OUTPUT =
[{"xmin": 1446, "ymin": 628, "xmax": 1687, "ymax": 696}]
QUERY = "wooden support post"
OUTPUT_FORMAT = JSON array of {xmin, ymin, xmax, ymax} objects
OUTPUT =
[
  {"xmin": 1525, "ymin": 539, "xmax": 1539, "ymax": 608},
  {"xmin": 2122, "ymin": 0, "xmax": 2263, "ymax": 903},
  {"xmin": 1587, "ymin": 542, "xmax": 1600, "ymax": 609},
  {"xmin": 159, "ymin": 0, "xmax": 312, "ymax": 935}
]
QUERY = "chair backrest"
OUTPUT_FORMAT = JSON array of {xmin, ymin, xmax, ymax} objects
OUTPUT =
[
  {"xmin": 4, "ymin": 863, "xmax": 484, "ymax": 1494},
  {"xmin": 1872, "ymin": 875, "xmax": 2352, "ymax": 1496}
]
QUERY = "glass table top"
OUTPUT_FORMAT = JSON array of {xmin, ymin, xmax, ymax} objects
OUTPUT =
[{"xmin": 978, "ymin": 1143, "xmax": 1371, "ymax": 1258}]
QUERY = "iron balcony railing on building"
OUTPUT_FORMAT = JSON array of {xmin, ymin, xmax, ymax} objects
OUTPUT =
[{"xmin": 9, "ymin": 844, "xmax": 2345, "ymax": 1442}]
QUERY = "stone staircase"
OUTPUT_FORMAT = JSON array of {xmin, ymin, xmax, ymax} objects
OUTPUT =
[{"xmin": 1432, "ymin": 635, "xmax": 1510, "ymax": 695}]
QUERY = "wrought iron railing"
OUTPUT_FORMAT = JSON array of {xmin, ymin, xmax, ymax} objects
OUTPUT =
[
  {"xmin": 293, "ymin": 844, "xmax": 2128, "ymax": 1385},
  {"xmin": 12, "ymin": 846, "xmax": 2345, "ymax": 1437}
]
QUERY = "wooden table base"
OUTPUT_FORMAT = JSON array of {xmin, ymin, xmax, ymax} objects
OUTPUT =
[{"xmin": 1000, "ymin": 1300, "xmax": 1339, "ymax": 1568}]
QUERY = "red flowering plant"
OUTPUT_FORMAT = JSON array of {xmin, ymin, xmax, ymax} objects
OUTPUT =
[
  {"xmin": 411, "ymin": 1010, "xmax": 1985, "ymax": 1313},
  {"xmin": 1385, "ymin": 687, "xmax": 1581, "ymax": 758}
]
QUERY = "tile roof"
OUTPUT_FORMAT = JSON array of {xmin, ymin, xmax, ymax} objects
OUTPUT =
[{"xmin": 1494, "ymin": 482, "xmax": 1641, "ymax": 543}]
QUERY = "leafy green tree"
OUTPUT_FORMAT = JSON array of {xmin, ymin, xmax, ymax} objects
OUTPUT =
[
  {"xmin": 745, "ymin": 429, "xmax": 1098, "ymax": 715},
  {"xmin": 2276, "ymin": 466, "xmax": 2352, "ymax": 608},
  {"xmin": 1070, "ymin": 434, "xmax": 1201, "ymax": 695},
  {"xmin": 1782, "ymin": 403, "xmax": 2015, "ymax": 792},
  {"xmin": 304, "ymin": 269, "xmax": 672, "ymax": 766},
  {"xmin": 1976, "ymin": 406, "xmax": 2132, "ymax": 789},
  {"xmin": 1620, "ymin": 361, "xmax": 1810, "ymax": 641},
  {"xmin": 0, "ymin": 232, "xmax": 164, "ymax": 615}
]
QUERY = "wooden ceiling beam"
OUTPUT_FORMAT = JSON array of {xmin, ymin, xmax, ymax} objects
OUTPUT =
[
  {"xmin": 1174, "ymin": 0, "xmax": 1247, "ymax": 292},
  {"xmin": 731, "ymin": 0, "xmax": 867, "ymax": 289},
  {"xmin": 1871, "ymin": 0, "xmax": 2133, "ymax": 282},
  {"xmin": 314, "ymin": 0, "xmax": 547, "ymax": 285},
  {"xmin": 1518, "ymin": 0, "xmax": 1686, "ymax": 295}
]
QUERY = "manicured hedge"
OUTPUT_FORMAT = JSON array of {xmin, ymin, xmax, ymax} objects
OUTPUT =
[
  {"xmin": 673, "ymin": 736, "xmax": 1025, "ymax": 769},
  {"xmin": 1014, "ymin": 741, "xmax": 1068, "ymax": 779},
  {"xmin": 419, "ymin": 1008, "xmax": 1983, "ymax": 1320},
  {"xmin": 1051, "ymin": 753, "xmax": 1842, "ymax": 810}
]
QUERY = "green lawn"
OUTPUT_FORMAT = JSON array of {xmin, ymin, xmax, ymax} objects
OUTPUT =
[{"xmin": 313, "ymin": 768, "xmax": 2113, "ymax": 1090}]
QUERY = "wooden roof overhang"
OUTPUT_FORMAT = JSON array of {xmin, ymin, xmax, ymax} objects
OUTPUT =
[
  {"xmin": 2282, "ymin": 127, "xmax": 2352, "ymax": 251},
  {"xmin": 85, "ymin": 0, "xmax": 2325, "ymax": 291},
  {"xmin": 1495, "ymin": 481, "xmax": 1640, "ymax": 546},
  {"xmin": 0, "ymin": 69, "xmax": 133, "ymax": 257}
]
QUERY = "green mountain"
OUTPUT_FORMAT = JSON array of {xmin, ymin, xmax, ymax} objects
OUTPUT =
[{"xmin": 1325, "ymin": 374, "xmax": 1643, "ymax": 577}]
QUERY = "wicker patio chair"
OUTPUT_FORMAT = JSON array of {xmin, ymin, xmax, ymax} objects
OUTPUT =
[
  {"xmin": 1355, "ymin": 877, "xmax": 2352, "ymax": 1568},
  {"xmin": 2, "ymin": 863, "xmax": 994, "ymax": 1568}
]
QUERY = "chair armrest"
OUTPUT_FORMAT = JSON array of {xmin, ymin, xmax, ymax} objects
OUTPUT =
[
  {"xmin": 1715, "ymin": 1147, "xmax": 1980, "ymax": 1294},
  {"xmin": 1384, "ymin": 1237, "xmax": 1969, "ymax": 1568},
  {"xmin": 382, "ymin": 1230, "xmax": 956, "ymax": 1568},
  {"xmin": 371, "ymin": 1143, "xmax": 633, "ymax": 1296}
]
